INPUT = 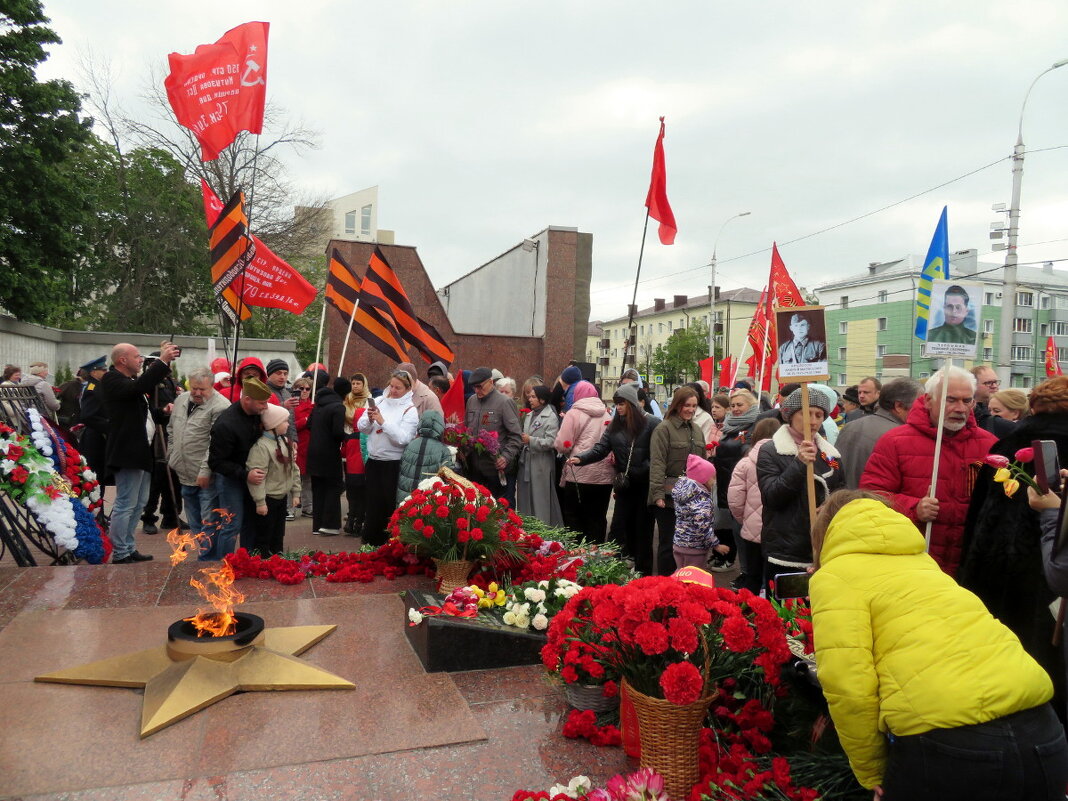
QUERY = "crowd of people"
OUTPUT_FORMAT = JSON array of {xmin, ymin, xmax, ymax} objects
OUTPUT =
[{"xmin": 8, "ymin": 347, "xmax": 1068, "ymax": 796}]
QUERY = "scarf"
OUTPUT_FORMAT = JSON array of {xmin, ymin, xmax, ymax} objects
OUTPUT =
[{"xmin": 722, "ymin": 406, "xmax": 759, "ymax": 436}]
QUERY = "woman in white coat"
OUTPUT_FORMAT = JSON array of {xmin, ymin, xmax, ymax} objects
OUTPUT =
[{"xmin": 357, "ymin": 369, "xmax": 419, "ymax": 546}]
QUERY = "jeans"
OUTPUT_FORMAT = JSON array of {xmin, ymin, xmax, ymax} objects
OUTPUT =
[
  {"xmin": 884, "ymin": 703, "xmax": 1068, "ymax": 801},
  {"xmin": 179, "ymin": 483, "xmax": 219, "ymax": 560},
  {"xmin": 211, "ymin": 475, "xmax": 251, "ymax": 560},
  {"xmin": 110, "ymin": 468, "xmax": 152, "ymax": 560}
]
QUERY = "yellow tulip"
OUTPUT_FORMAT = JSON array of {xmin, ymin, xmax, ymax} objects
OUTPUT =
[
  {"xmin": 1003, "ymin": 478, "xmax": 1020, "ymax": 498},
  {"xmin": 493, "ymin": 591, "xmax": 507, "ymax": 607},
  {"xmin": 488, "ymin": 582, "xmax": 499, "ymax": 594},
  {"xmin": 993, "ymin": 468, "xmax": 1011, "ymax": 483}
]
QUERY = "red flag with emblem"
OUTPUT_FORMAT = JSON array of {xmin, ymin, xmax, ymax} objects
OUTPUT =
[
  {"xmin": 1046, "ymin": 336, "xmax": 1063, "ymax": 377},
  {"xmin": 768, "ymin": 243, "xmax": 804, "ymax": 308},
  {"xmin": 165, "ymin": 22, "xmax": 269, "ymax": 161}
]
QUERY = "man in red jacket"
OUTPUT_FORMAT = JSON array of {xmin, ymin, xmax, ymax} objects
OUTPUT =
[{"xmin": 860, "ymin": 366, "xmax": 997, "ymax": 577}]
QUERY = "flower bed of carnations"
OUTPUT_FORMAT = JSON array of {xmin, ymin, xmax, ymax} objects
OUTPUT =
[{"xmin": 225, "ymin": 538, "xmax": 433, "ymax": 584}]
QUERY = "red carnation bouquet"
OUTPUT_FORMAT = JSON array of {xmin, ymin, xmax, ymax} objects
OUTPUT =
[
  {"xmin": 543, "ymin": 576, "xmax": 791, "ymax": 706},
  {"xmin": 391, "ymin": 473, "xmax": 524, "ymax": 564}
]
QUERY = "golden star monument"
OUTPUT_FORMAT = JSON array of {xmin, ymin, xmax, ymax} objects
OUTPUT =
[{"xmin": 35, "ymin": 620, "xmax": 354, "ymax": 737}]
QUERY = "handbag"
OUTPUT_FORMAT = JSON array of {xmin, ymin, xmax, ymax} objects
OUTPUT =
[{"xmin": 613, "ymin": 440, "xmax": 635, "ymax": 491}]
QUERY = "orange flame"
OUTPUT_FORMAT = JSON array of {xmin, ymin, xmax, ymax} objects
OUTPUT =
[
  {"xmin": 166, "ymin": 527, "xmax": 210, "ymax": 566},
  {"xmin": 184, "ymin": 561, "xmax": 246, "ymax": 637}
]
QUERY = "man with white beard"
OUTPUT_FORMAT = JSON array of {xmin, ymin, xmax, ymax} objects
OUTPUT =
[{"xmin": 859, "ymin": 366, "xmax": 997, "ymax": 578}]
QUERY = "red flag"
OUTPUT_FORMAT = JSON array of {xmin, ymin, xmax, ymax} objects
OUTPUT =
[
  {"xmin": 717, "ymin": 356, "xmax": 735, "ymax": 388},
  {"xmin": 644, "ymin": 117, "xmax": 677, "ymax": 245},
  {"xmin": 1046, "ymin": 336, "xmax": 1064, "ymax": 377},
  {"xmin": 441, "ymin": 370, "xmax": 466, "ymax": 423},
  {"xmin": 698, "ymin": 357, "xmax": 713, "ymax": 386},
  {"xmin": 768, "ymin": 243, "xmax": 804, "ymax": 307},
  {"xmin": 165, "ymin": 22, "xmax": 269, "ymax": 161},
  {"xmin": 743, "ymin": 287, "xmax": 775, "ymax": 393},
  {"xmin": 202, "ymin": 180, "xmax": 316, "ymax": 314}
]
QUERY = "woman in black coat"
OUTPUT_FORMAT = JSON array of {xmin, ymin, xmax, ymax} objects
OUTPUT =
[
  {"xmin": 711, "ymin": 389, "xmax": 760, "ymax": 572},
  {"xmin": 569, "ymin": 382, "xmax": 659, "ymax": 574},
  {"xmin": 960, "ymin": 376, "xmax": 1068, "ymax": 723},
  {"xmin": 306, "ymin": 375, "xmax": 348, "ymax": 537}
]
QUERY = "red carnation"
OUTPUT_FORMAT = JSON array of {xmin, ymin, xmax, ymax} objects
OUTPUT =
[
  {"xmin": 456, "ymin": 517, "xmax": 469, "ymax": 530},
  {"xmin": 721, "ymin": 614, "xmax": 757, "ymax": 652},
  {"xmin": 659, "ymin": 660, "xmax": 704, "ymax": 705},
  {"xmin": 471, "ymin": 527, "xmax": 484, "ymax": 541},
  {"xmin": 475, "ymin": 506, "xmax": 491, "ymax": 523},
  {"xmin": 9, "ymin": 465, "xmax": 28, "ymax": 483},
  {"xmin": 563, "ymin": 440, "xmax": 572, "ymax": 448},
  {"xmin": 7, "ymin": 444, "xmax": 23, "ymax": 460},
  {"xmin": 457, "ymin": 530, "xmax": 470, "ymax": 543},
  {"xmin": 412, "ymin": 519, "xmax": 424, "ymax": 530},
  {"xmin": 632, "ymin": 621, "xmax": 670, "ymax": 655},
  {"xmin": 435, "ymin": 505, "xmax": 449, "ymax": 518}
]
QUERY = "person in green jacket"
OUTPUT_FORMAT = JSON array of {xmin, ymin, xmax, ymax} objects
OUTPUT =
[
  {"xmin": 246, "ymin": 404, "xmax": 301, "ymax": 555},
  {"xmin": 809, "ymin": 489, "xmax": 1068, "ymax": 800},
  {"xmin": 396, "ymin": 411, "xmax": 455, "ymax": 504}
]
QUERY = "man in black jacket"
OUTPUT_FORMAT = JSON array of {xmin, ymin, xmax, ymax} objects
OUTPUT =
[
  {"xmin": 208, "ymin": 377, "xmax": 270, "ymax": 557},
  {"xmin": 99, "ymin": 341, "xmax": 179, "ymax": 563}
]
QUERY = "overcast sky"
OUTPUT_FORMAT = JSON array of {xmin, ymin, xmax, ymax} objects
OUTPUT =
[{"xmin": 37, "ymin": 1, "xmax": 1068, "ymax": 321}]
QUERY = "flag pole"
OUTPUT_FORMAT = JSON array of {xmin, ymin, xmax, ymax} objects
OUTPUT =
[
  {"xmin": 758, "ymin": 302, "xmax": 772, "ymax": 395},
  {"xmin": 800, "ymin": 382, "xmax": 818, "ymax": 526},
  {"xmin": 924, "ymin": 360, "xmax": 950, "ymax": 550},
  {"xmin": 311, "ymin": 299, "xmax": 327, "ymax": 401},
  {"xmin": 229, "ymin": 134, "xmax": 263, "ymax": 382},
  {"xmin": 337, "ymin": 296, "xmax": 360, "ymax": 378},
  {"xmin": 623, "ymin": 210, "xmax": 652, "ymax": 377}
]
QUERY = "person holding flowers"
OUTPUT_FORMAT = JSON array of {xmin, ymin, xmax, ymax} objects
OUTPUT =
[
  {"xmin": 809, "ymin": 489, "xmax": 1068, "ymax": 800},
  {"xmin": 960, "ymin": 374, "xmax": 1068, "ymax": 718},
  {"xmin": 554, "ymin": 380, "xmax": 613, "ymax": 543}
]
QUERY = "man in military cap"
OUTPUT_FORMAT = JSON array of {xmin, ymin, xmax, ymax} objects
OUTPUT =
[
  {"xmin": 75, "ymin": 356, "xmax": 110, "ymax": 483},
  {"xmin": 207, "ymin": 377, "xmax": 271, "ymax": 558}
]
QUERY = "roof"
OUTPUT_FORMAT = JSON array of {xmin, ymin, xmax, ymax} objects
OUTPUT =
[
  {"xmin": 599, "ymin": 287, "xmax": 763, "ymax": 325},
  {"xmin": 587, "ymin": 320, "xmax": 604, "ymax": 336}
]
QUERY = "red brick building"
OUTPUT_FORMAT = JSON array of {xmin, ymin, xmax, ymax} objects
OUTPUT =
[{"xmin": 326, "ymin": 227, "xmax": 592, "ymax": 386}]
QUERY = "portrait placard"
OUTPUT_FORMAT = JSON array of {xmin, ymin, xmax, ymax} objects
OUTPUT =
[
  {"xmin": 775, "ymin": 305, "xmax": 829, "ymax": 382},
  {"xmin": 924, "ymin": 280, "xmax": 982, "ymax": 359}
]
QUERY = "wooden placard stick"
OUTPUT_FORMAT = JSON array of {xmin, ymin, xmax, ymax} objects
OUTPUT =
[{"xmin": 800, "ymin": 382, "xmax": 818, "ymax": 527}]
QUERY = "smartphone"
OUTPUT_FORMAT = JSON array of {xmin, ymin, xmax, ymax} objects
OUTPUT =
[
  {"xmin": 1033, "ymin": 439, "xmax": 1061, "ymax": 494},
  {"xmin": 169, "ymin": 332, "xmax": 182, "ymax": 358},
  {"xmin": 366, "ymin": 395, "xmax": 376, "ymax": 411},
  {"xmin": 773, "ymin": 571, "xmax": 810, "ymax": 600}
]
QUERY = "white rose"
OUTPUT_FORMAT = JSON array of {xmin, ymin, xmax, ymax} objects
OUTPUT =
[
  {"xmin": 514, "ymin": 614, "xmax": 530, "ymax": 629},
  {"xmin": 537, "ymin": 602, "xmax": 547, "ymax": 614},
  {"xmin": 502, "ymin": 611, "xmax": 516, "ymax": 626},
  {"xmin": 538, "ymin": 580, "xmax": 549, "ymax": 589},
  {"xmin": 532, "ymin": 613, "xmax": 549, "ymax": 631},
  {"xmin": 407, "ymin": 609, "xmax": 424, "ymax": 625},
  {"xmin": 568, "ymin": 776, "xmax": 591, "ymax": 796},
  {"xmin": 524, "ymin": 588, "xmax": 546, "ymax": 603}
]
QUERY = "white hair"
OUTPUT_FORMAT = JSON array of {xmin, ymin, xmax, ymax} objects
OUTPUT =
[
  {"xmin": 496, "ymin": 377, "xmax": 516, "ymax": 393},
  {"xmin": 924, "ymin": 366, "xmax": 977, "ymax": 398}
]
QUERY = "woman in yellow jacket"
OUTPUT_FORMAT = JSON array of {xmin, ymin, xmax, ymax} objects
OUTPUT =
[{"xmin": 809, "ymin": 489, "xmax": 1068, "ymax": 801}]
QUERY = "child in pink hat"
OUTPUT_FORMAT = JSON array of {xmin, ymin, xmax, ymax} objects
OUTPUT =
[{"xmin": 671, "ymin": 454, "xmax": 730, "ymax": 569}]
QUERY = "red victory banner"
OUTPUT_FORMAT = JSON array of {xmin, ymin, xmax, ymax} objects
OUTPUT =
[
  {"xmin": 645, "ymin": 117, "xmax": 677, "ymax": 245},
  {"xmin": 769, "ymin": 243, "xmax": 804, "ymax": 307},
  {"xmin": 202, "ymin": 180, "xmax": 316, "ymax": 314},
  {"xmin": 1046, "ymin": 336, "xmax": 1064, "ymax": 377},
  {"xmin": 165, "ymin": 22, "xmax": 269, "ymax": 162}
]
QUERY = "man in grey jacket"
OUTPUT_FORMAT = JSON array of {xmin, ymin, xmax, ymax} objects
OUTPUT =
[
  {"xmin": 168, "ymin": 367, "xmax": 230, "ymax": 553},
  {"xmin": 463, "ymin": 366, "xmax": 522, "ymax": 503},
  {"xmin": 836, "ymin": 377, "xmax": 923, "ymax": 488}
]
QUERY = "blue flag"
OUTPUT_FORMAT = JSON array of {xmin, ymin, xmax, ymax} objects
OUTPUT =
[{"xmin": 915, "ymin": 206, "xmax": 950, "ymax": 340}]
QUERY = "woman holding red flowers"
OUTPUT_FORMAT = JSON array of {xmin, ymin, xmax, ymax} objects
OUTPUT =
[
  {"xmin": 810, "ymin": 489, "xmax": 1068, "ymax": 800},
  {"xmin": 648, "ymin": 386, "xmax": 708, "ymax": 575}
]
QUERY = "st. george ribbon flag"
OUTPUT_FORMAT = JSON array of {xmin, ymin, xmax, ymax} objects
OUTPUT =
[
  {"xmin": 914, "ymin": 206, "xmax": 950, "ymax": 340},
  {"xmin": 325, "ymin": 249, "xmax": 408, "ymax": 363},
  {"xmin": 207, "ymin": 191, "xmax": 255, "ymax": 325},
  {"xmin": 201, "ymin": 180, "xmax": 315, "ymax": 315},
  {"xmin": 165, "ymin": 22, "xmax": 269, "ymax": 161}
]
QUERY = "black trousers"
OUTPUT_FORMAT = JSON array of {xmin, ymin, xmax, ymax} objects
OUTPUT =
[
  {"xmin": 607, "ymin": 478, "xmax": 655, "ymax": 575},
  {"xmin": 559, "ymin": 482, "xmax": 612, "ymax": 544},
  {"xmin": 311, "ymin": 474, "xmax": 343, "ymax": 533},
  {"xmin": 142, "ymin": 462, "xmax": 182, "ymax": 526},
  {"xmin": 653, "ymin": 504, "xmax": 677, "ymax": 576},
  {"xmin": 345, "ymin": 474, "xmax": 366, "ymax": 534},
  {"xmin": 250, "ymin": 496, "xmax": 287, "ymax": 555},
  {"xmin": 361, "ymin": 459, "xmax": 401, "ymax": 547},
  {"xmin": 883, "ymin": 703, "xmax": 1068, "ymax": 801}
]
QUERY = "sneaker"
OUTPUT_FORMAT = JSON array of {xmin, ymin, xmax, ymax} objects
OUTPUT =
[
  {"xmin": 285, "ymin": 511, "xmax": 296, "ymax": 521},
  {"xmin": 142, "ymin": 524, "xmax": 158, "ymax": 536},
  {"xmin": 708, "ymin": 556, "xmax": 733, "ymax": 573},
  {"xmin": 319, "ymin": 528, "xmax": 339, "ymax": 537}
]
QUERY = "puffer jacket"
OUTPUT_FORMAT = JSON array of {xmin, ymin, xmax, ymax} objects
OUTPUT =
[
  {"xmin": 573, "ymin": 400, "xmax": 659, "ymax": 479},
  {"xmin": 396, "ymin": 411, "xmax": 455, "ymax": 503},
  {"xmin": 757, "ymin": 425, "xmax": 843, "ymax": 567},
  {"xmin": 648, "ymin": 415, "xmax": 707, "ymax": 505},
  {"xmin": 358, "ymin": 390, "xmax": 418, "ymax": 461},
  {"xmin": 727, "ymin": 439, "xmax": 769, "ymax": 543},
  {"xmin": 219, "ymin": 357, "xmax": 279, "ymax": 404},
  {"xmin": 306, "ymin": 388, "xmax": 346, "ymax": 478},
  {"xmin": 671, "ymin": 477, "xmax": 718, "ymax": 550},
  {"xmin": 811, "ymin": 499, "xmax": 1053, "ymax": 790},
  {"xmin": 859, "ymin": 395, "xmax": 996, "ymax": 577},
  {"xmin": 555, "ymin": 397, "xmax": 614, "ymax": 486}
]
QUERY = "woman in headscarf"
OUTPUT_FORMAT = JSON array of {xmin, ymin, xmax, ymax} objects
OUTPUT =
[
  {"xmin": 554, "ymin": 380, "xmax": 613, "ymax": 542},
  {"xmin": 517, "ymin": 384, "xmax": 563, "ymax": 526},
  {"xmin": 341, "ymin": 372, "xmax": 370, "ymax": 535},
  {"xmin": 709, "ymin": 389, "xmax": 760, "ymax": 572}
]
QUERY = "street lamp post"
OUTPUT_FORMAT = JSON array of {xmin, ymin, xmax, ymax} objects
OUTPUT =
[
  {"xmin": 708, "ymin": 212, "xmax": 751, "ymax": 386},
  {"xmin": 996, "ymin": 59, "xmax": 1068, "ymax": 387}
]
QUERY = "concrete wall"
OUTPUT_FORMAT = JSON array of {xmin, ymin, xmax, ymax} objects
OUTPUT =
[{"xmin": 0, "ymin": 316, "xmax": 298, "ymax": 380}]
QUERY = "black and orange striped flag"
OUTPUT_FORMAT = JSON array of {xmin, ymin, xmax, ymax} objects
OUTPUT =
[
  {"xmin": 208, "ymin": 191, "xmax": 255, "ymax": 325},
  {"xmin": 363, "ymin": 247, "xmax": 455, "ymax": 364},
  {"xmin": 326, "ymin": 249, "xmax": 408, "ymax": 363}
]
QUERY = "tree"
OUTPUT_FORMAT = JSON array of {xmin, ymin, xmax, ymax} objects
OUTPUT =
[
  {"xmin": 0, "ymin": 0, "xmax": 92, "ymax": 323},
  {"xmin": 650, "ymin": 319, "xmax": 711, "ymax": 388}
]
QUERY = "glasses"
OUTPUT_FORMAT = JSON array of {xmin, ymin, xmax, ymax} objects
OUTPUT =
[
  {"xmin": 299, "ymin": 387, "xmax": 311, "ymax": 393},
  {"xmin": 981, "ymin": 380, "xmax": 1000, "ymax": 388}
]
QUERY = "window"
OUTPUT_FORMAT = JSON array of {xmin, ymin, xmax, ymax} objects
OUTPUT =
[
  {"xmin": 984, "ymin": 319, "xmax": 994, "ymax": 334},
  {"xmin": 679, "ymin": 319, "xmax": 685, "ymax": 329},
  {"xmin": 667, "ymin": 321, "xmax": 673, "ymax": 332},
  {"xmin": 360, "ymin": 205, "xmax": 372, "ymax": 236},
  {"xmin": 838, "ymin": 347, "xmax": 848, "ymax": 359},
  {"xmin": 1017, "ymin": 291, "xmax": 1034, "ymax": 307},
  {"xmin": 840, "ymin": 296, "xmax": 849, "ymax": 309},
  {"xmin": 1041, "ymin": 323, "xmax": 1049, "ymax": 337},
  {"xmin": 1013, "ymin": 318, "xmax": 1033, "ymax": 334},
  {"xmin": 877, "ymin": 317, "xmax": 887, "ymax": 331},
  {"xmin": 878, "ymin": 290, "xmax": 888, "ymax": 303},
  {"xmin": 1042, "ymin": 296, "xmax": 1052, "ymax": 310},
  {"xmin": 838, "ymin": 373, "xmax": 848, "ymax": 385},
  {"xmin": 344, "ymin": 211, "xmax": 357, "ymax": 234},
  {"xmin": 1012, "ymin": 374, "xmax": 1033, "ymax": 389},
  {"xmin": 1053, "ymin": 321, "xmax": 1068, "ymax": 336},
  {"xmin": 1011, "ymin": 345, "xmax": 1032, "ymax": 361},
  {"xmin": 1055, "ymin": 296, "xmax": 1068, "ymax": 310},
  {"xmin": 1059, "ymin": 348, "xmax": 1068, "ymax": 362},
  {"xmin": 876, "ymin": 345, "xmax": 887, "ymax": 357},
  {"xmin": 983, "ymin": 347, "xmax": 994, "ymax": 361},
  {"xmin": 985, "ymin": 291, "xmax": 1000, "ymax": 306},
  {"xmin": 658, "ymin": 323, "xmax": 663, "ymax": 334},
  {"xmin": 839, "ymin": 321, "xmax": 848, "ymax": 335}
]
